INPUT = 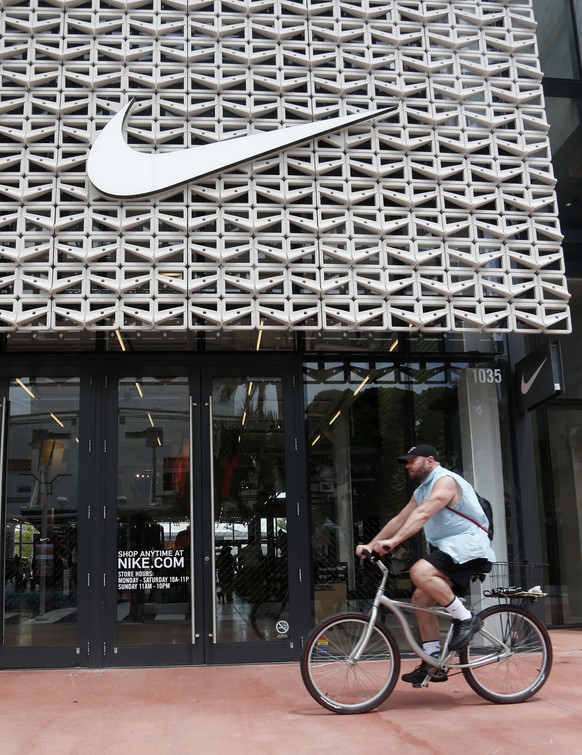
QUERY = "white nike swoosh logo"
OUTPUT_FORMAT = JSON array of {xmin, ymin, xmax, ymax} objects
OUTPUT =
[
  {"xmin": 520, "ymin": 358, "xmax": 547, "ymax": 395},
  {"xmin": 87, "ymin": 100, "xmax": 396, "ymax": 198}
]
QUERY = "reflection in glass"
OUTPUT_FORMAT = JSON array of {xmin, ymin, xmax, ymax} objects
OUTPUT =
[
  {"xmin": 537, "ymin": 407, "xmax": 582, "ymax": 626},
  {"xmin": 305, "ymin": 362, "xmax": 409, "ymax": 624},
  {"xmin": 3, "ymin": 378, "xmax": 79, "ymax": 647},
  {"xmin": 116, "ymin": 377, "xmax": 191, "ymax": 646},
  {"xmin": 545, "ymin": 97, "xmax": 582, "ymax": 231},
  {"xmin": 304, "ymin": 360, "xmax": 510, "ymax": 626},
  {"xmin": 553, "ymin": 279, "xmax": 582, "ymax": 399},
  {"xmin": 212, "ymin": 377, "xmax": 288, "ymax": 642},
  {"xmin": 533, "ymin": 0, "xmax": 579, "ymax": 79}
]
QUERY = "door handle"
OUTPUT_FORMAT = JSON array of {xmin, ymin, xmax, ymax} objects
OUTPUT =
[
  {"xmin": 189, "ymin": 396, "xmax": 196, "ymax": 645},
  {"xmin": 0, "ymin": 396, "xmax": 7, "ymax": 643},
  {"xmin": 0, "ymin": 397, "xmax": 8, "ymax": 523},
  {"xmin": 207, "ymin": 394, "xmax": 217, "ymax": 644}
]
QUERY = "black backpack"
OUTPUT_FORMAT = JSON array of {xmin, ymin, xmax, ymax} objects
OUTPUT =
[
  {"xmin": 475, "ymin": 493, "xmax": 494, "ymax": 541},
  {"xmin": 446, "ymin": 492, "xmax": 494, "ymax": 540}
]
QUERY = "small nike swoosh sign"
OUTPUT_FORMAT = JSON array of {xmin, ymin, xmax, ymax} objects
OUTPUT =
[
  {"xmin": 520, "ymin": 358, "xmax": 547, "ymax": 395},
  {"xmin": 87, "ymin": 100, "xmax": 396, "ymax": 198}
]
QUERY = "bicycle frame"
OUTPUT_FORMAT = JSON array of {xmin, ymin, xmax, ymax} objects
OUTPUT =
[{"xmin": 351, "ymin": 558, "xmax": 513, "ymax": 672}]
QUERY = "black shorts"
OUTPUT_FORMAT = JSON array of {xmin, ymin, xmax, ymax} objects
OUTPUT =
[{"xmin": 423, "ymin": 549, "xmax": 491, "ymax": 596}]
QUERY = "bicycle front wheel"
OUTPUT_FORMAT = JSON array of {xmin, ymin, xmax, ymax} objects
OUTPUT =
[
  {"xmin": 461, "ymin": 604, "xmax": 553, "ymax": 704},
  {"xmin": 300, "ymin": 613, "xmax": 400, "ymax": 714}
]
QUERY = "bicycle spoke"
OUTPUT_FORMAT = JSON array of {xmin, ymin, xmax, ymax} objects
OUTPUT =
[
  {"xmin": 462, "ymin": 605, "xmax": 552, "ymax": 704},
  {"xmin": 301, "ymin": 614, "xmax": 400, "ymax": 713}
]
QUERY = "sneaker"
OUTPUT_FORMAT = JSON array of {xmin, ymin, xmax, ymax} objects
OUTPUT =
[
  {"xmin": 401, "ymin": 653, "xmax": 447, "ymax": 686},
  {"xmin": 448, "ymin": 613, "xmax": 483, "ymax": 651}
]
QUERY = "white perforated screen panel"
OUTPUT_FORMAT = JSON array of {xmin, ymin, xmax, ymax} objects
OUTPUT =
[{"xmin": 0, "ymin": 0, "xmax": 571, "ymax": 333}]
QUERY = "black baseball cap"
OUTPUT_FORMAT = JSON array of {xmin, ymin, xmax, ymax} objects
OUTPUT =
[{"xmin": 397, "ymin": 444, "xmax": 440, "ymax": 463}]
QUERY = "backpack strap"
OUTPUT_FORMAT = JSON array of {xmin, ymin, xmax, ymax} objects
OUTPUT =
[{"xmin": 445, "ymin": 505, "xmax": 490, "ymax": 535}]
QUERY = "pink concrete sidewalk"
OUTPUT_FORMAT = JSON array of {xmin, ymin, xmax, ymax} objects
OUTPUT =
[{"xmin": 0, "ymin": 629, "xmax": 580, "ymax": 755}]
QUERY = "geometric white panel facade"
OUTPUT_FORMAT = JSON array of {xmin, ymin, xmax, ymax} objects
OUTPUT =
[{"xmin": 0, "ymin": 0, "xmax": 572, "ymax": 333}]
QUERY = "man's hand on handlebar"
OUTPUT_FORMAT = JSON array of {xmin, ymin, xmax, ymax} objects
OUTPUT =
[
  {"xmin": 355, "ymin": 540, "xmax": 393, "ymax": 559},
  {"xmin": 373, "ymin": 540, "xmax": 393, "ymax": 555}
]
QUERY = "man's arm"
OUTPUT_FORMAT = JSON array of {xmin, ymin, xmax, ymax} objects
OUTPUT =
[
  {"xmin": 355, "ymin": 498, "xmax": 418, "ymax": 557},
  {"xmin": 371, "ymin": 476, "xmax": 459, "ymax": 554}
]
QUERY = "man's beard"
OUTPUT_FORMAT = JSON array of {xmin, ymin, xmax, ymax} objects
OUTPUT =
[{"xmin": 409, "ymin": 464, "xmax": 430, "ymax": 484}]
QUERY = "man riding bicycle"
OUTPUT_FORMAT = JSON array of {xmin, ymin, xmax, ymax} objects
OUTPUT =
[{"xmin": 356, "ymin": 444, "xmax": 495, "ymax": 686}]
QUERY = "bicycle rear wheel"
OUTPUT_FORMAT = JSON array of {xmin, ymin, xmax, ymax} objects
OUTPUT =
[
  {"xmin": 300, "ymin": 613, "xmax": 400, "ymax": 714},
  {"xmin": 461, "ymin": 604, "xmax": 552, "ymax": 704}
]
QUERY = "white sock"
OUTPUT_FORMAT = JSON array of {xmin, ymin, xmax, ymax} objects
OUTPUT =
[
  {"xmin": 423, "ymin": 640, "xmax": 440, "ymax": 656},
  {"xmin": 444, "ymin": 597, "xmax": 472, "ymax": 622}
]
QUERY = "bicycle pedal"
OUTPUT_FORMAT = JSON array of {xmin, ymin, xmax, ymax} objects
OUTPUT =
[
  {"xmin": 412, "ymin": 670, "xmax": 446, "ymax": 688},
  {"xmin": 412, "ymin": 680, "xmax": 430, "ymax": 689},
  {"xmin": 412, "ymin": 674, "xmax": 447, "ymax": 688}
]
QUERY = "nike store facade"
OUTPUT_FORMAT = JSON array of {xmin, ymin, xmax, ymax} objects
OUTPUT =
[{"xmin": 0, "ymin": 0, "xmax": 580, "ymax": 670}]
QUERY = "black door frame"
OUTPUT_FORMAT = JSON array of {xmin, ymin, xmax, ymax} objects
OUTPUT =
[
  {"xmin": 0, "ymin": 351, "xmax": 312, "ymax": 668},
  {"xmin": 197, "ymin": 357, "xmax": 311, "ymax": 665}
]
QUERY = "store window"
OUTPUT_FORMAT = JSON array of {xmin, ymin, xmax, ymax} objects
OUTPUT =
[
  {"xmin": 538, "ymin": 407, "xmax": 582, "ymax": 625},
  {"xmin": 2, "ymin": 378, "xmax": 79, "ymax": 647},
  {"xmin": 533, "ymin": 0, "xmax": 580, "ymax": 79},
  {"xmin": 552, "ymin": 278, "xmax": 582, "ymax": 399},
  {"xmin": 545, "ymin": 97, "xmax": 582, "ymax": 232},
  {"xmin": 533, "ymin": 274, "xmax": 582, "ymax": 625},
  {"xmin": 304, "ymin": 358, "xmax": 510, "ymax": 624}
]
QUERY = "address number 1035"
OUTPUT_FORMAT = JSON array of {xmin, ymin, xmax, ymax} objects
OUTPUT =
[{"xmin": 471, "ymin": 367, "xmax": 502, "ymax": 384}]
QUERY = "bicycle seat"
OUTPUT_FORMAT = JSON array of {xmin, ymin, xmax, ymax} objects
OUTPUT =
[{"xmin": 471, "ymin": 562, "xmax": 493, "ymax": 583}]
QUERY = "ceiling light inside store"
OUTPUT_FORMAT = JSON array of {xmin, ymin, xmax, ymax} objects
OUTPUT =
[
  {"xmin": 115, "ymin": 330, "xmax": 127, "ymax": 351},
  {"xmin": 15, "ymin": 378, "xmax": 36, "ymax": 399},
  {"xmin": 255, "ymin": 321, "xmax": 264, "ymax": 351},
  {"xmin": 353, "ymin": 375, "xmax": 370, "ymax": 395}
]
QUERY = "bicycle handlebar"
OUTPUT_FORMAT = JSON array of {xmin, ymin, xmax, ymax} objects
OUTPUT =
[{"xmin": 359, "ymin": 548, "xmax": 391, "ymax": 562}]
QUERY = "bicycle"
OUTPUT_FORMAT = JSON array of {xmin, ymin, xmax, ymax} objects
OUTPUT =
[{"xmin": 300, "ymin": 554, "xmax": 553, "ymax": 714}]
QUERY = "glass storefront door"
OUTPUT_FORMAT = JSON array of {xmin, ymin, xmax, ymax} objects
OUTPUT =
[
  {"xmin": 210, "ymin": 376, "xmax": 289, "ymax": 646},
  {"xmin": 110, "ymin": 367, "xmax": 301, "ymax": 666},
  {"xmin": 199, "ymin": 366, "xmax": 304, "ymax": 665},
  {"xmin": 0, "ymin": 358, "xmax": 306, "ymax": 668},
  {"xmin": 115, "ymin": 377, "xmax": 193, "ymax": 650},
  {"xmin": 1, "ymin": 378, "xmax": 81, "ymax": 666}
]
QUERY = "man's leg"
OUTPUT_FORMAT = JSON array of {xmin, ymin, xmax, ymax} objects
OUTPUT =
[
  {"xmin": 410, "ymin": 557, "xmax": 482, "ymax": 652},
  {"xmin": 401, "ymin": 560, "xmax": 453, "ymax": 685},
  {"xmin": 409, "ymin": 558, "xmax": 455, "ymax": 641}
]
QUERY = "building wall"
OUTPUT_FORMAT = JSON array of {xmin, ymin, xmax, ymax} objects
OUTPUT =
[
  {"xmin": 529, "ymin": 0, "xmax": 582, "ymax": 626},
  {"xmin": 0, "ymin": 0, "xmax": 580, "ymax": 668},
  {"xmin": 0, "ymin": 0, "xmax": 571, "ymax": 334}
]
